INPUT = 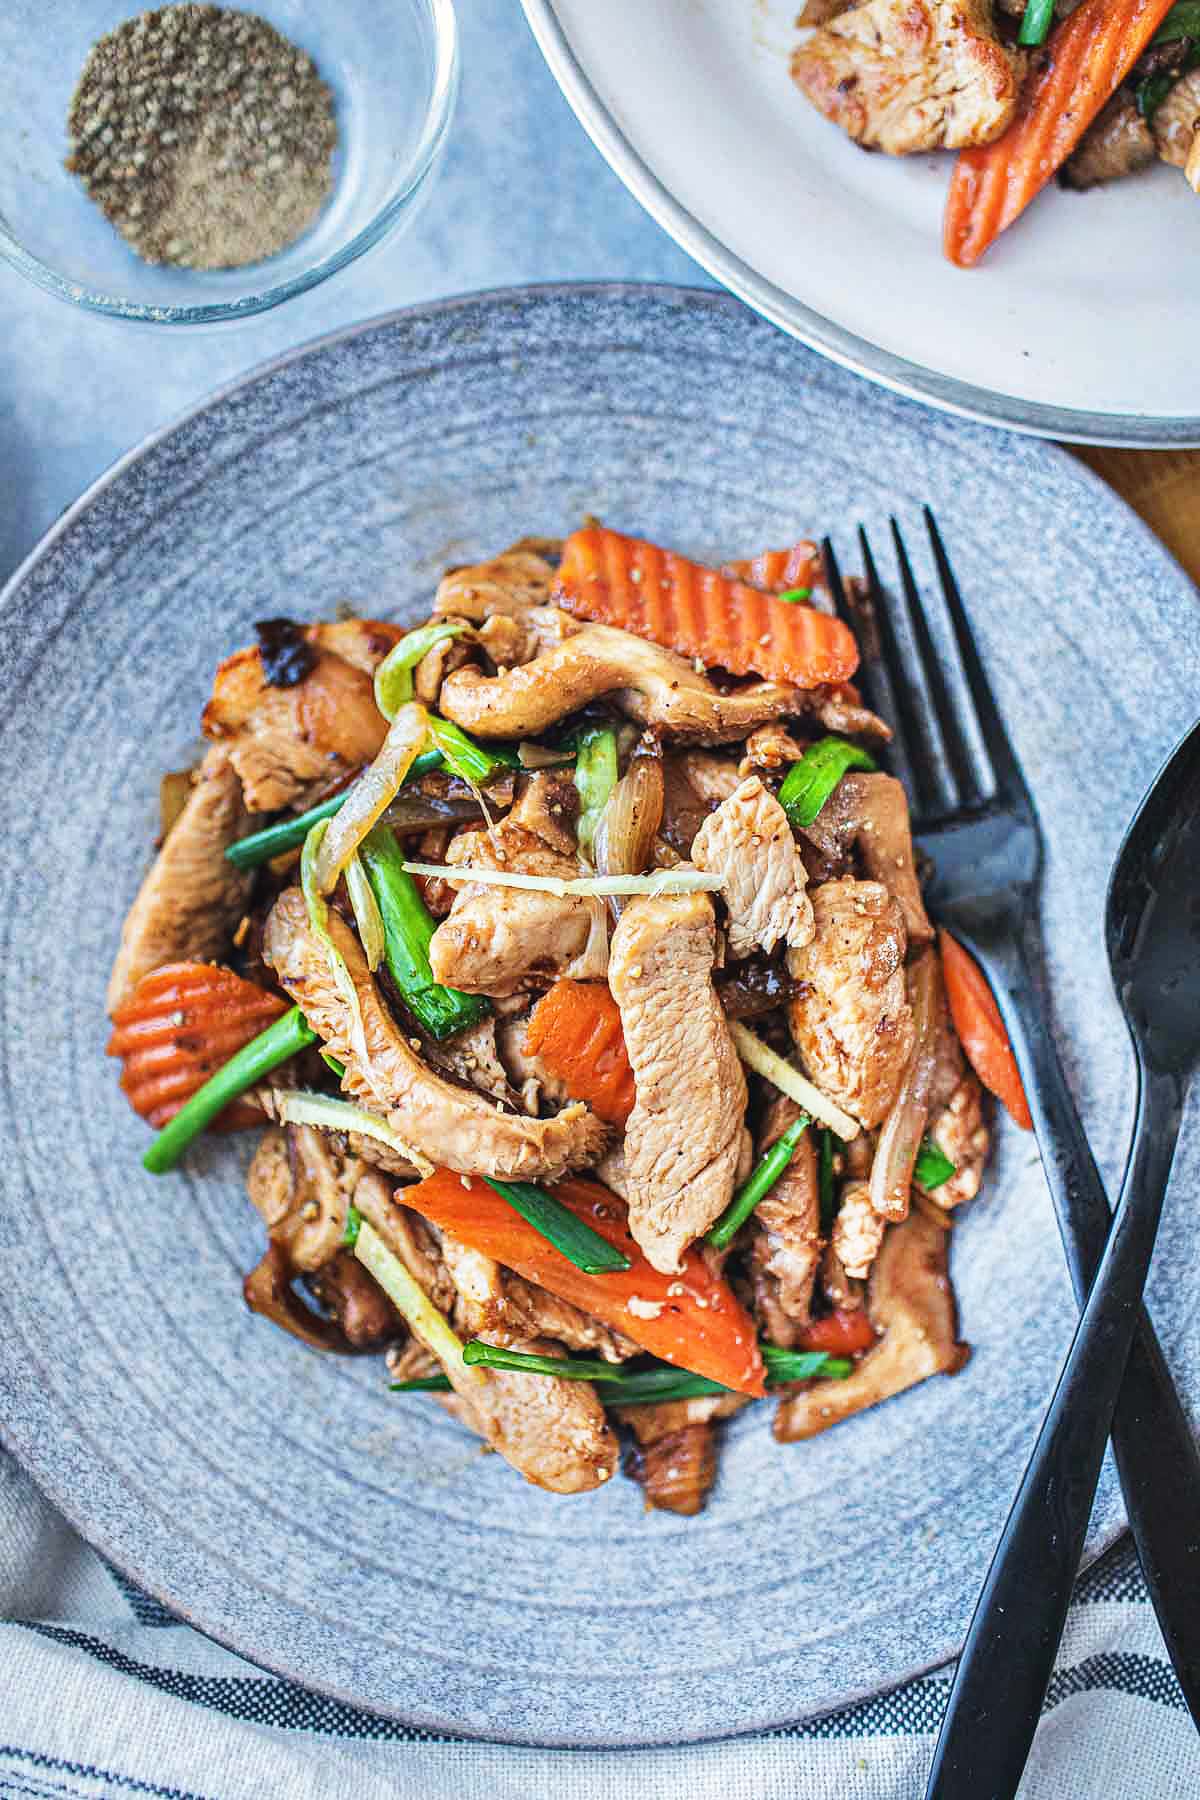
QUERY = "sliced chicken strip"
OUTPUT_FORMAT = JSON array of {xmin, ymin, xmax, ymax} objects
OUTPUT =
[
  {"xmin": 428, "ymin": 819, "xmax": 607, "ymax": 997},
  {"xmin": 788, "ymin": 877, "xmax": 914, "ymax": 1129},
  {"xmin": 263, "ymin": 887, "xmax": 608, "ymax": 1181},
  {"xmin": 774, "ymin": 1209, "xmax": 968, "ymax": 1440},
  {"xmin": 609, "ymin": 892, "xmax": 747, "ymax": 1273},
  {"xmin": 353, "ymin": 1174, "xmax": 618, "ymax": 1493},
  {"xmin": 831, "ymin": 1179, "xmax": 887, "ymax": 1281},
  {"xmin": 108, "ymin": 744, "xmax": 254, "ymax": 1014},
  {"xmin": 749, "ymin": 1096, "xmax": 823, "ymax": 1344},
  {"xmin": 692, "ymin": 776, "xmax": 815, "ymax": 958}
]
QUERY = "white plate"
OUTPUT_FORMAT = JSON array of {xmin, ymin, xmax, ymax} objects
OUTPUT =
[{"xmin": 523, "ymin": 0, "xmax": 1200, "ymax": 444}]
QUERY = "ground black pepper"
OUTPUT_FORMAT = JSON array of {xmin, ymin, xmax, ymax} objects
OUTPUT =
[{"xmin": 65, "ymin": 5, "xmax": 338, "ymax": 269}]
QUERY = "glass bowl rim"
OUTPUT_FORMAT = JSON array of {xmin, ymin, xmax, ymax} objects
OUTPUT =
[{"xmin": 0, "ymin": 0, "xmax": 459, "ymax": 326}]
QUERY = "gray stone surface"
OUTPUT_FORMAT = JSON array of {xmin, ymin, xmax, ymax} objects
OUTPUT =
[{"xmin": 1, "ymin": 286, "xmax": 1196, "ymax": 1745}]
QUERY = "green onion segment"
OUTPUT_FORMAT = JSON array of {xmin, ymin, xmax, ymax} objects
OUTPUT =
[
  {"xmin": 374, "ymin": 622, "xmax": 469, "ymax": 719},
  {"xmin": 390, "ymin": 1375, "xmax": 455, "ymax": 1393},
  {"xmin": 818, "ymin": 1128, "xmax": 840, "ymax": 1233},
  {"xmin": 319, "ymin": 1050, "xmax": 347, "ymax": 1080},
  {"xmin": 425, "ymin": 712, "xmax": 518, "ymax": 786},
  {"xmin": 1153, "ymin": 0, "xmax": 1200, "ymax": 42},
  {"xmin": 574, "ymin": 727, "xmax": 619, "ymax": 857},
  {"xmin": 707, "ymin": 1113, "xmax": 811, "ymax": 1249},
  {"xmin": 1017, "ymin": 0, "xmax": 1054, "ymax": 45},
  {"xmin": 448, "ymin": 1340, "xmax": 854, "ymax": 1403},
  {"xmin": 482, "ymin": 1176, "xmax": 630, "ymax": 1274},
  {"xmin": 777, "ymin": 586, "xmax": 813, "ymax": 604},
  {"xmin": 224, "ymin": 752, "xmax": 444, "ymax": 871},
  {"xmin": 142, "ymin": 1006, "xmax": 317, "ymax": 1174},
  {"xmin": 914, "ymin": 1138, "xmax": 956, "ymax": 1191},
  {"xmin": 342, "ymin": 1202, "xmax": 362, "ymax": 1249},
  {"xmin": 778, "ymin": 736, "xmax": 878, "ymax": 830},
  {"xmin": 354, "ymin": 1217, "xmax": 481, "ymax": 1383},
  {"xmin": 358, "ymin": 825, "xmax": 489, "ymax": 1040}
]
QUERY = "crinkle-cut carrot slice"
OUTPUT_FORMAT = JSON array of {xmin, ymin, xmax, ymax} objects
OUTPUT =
[
  {"xmin": 721, "ymin": 542, "xmax": 822, "ymax": 594},
  {"xmin": 944, "ymin": 0, "xmax": 1174, "ymax": 267},
  {"xmin": 524, "ymin": 979, "xmax": 635, "ymax": 1127},
  {"xmin": 107, "ymin": 961, "xmax": 287, "ymax": 1130},
  {"xmin": 555, "ymin": 525, "xmax": 858, "ymax": 690}
]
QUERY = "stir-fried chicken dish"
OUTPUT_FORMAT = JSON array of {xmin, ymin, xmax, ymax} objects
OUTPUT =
[
  {"xmin": 108, "ymin": 524, "xmax": 1031, "ymax": 1513},
  {"xmin": 791, "ymin": 0, "xmax": 1200, "ymax": 266}
]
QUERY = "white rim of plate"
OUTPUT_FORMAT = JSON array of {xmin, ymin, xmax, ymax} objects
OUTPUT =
[{"xmin": 520, "ymin": 0, "xmax": 1200, "ymax": 449}]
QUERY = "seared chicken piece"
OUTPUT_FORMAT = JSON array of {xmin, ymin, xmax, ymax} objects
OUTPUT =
[
  {"xmin": 439, "ymin": 619, "xmax": 815, "ymax": 746},
  {"xmin": 425, "ymin": 1015, "xmax": 520, "ymax": 1106},
  {"xmin": 1152, "ymin": 68, "xmax": 1200, "ymax": 191},
  {"xmin": 749, "ymin": 1096, "xmax": 823, "ymax": 1344},
  {"xmin": 202, "ymin": 619, "xmax": 400, "ymax": 812},
  {"xmin": 831, "ymin": 1179, "xmax": 887, "ymax": 1281},
  {"xmin": 738, "ymin": 723, "xmax": 808, "ymax": 775},
  {"xmin": 792, "ymin": 0, "xmax": 1018, "ymax": 154},
  {"xmin": 788, "ymin": 877, "xmax": 914, "ymax": 1129},
  {"xmin": 609, "ymin": 892, "xmax": 747, "ymax": 1273},
  {"xmin": 263, "ymin": 887, "xmax": 608, "ymax": 1180},
  {"xmin": 428, "ymin": 819, "xmax": 607, "ymax": 998},
  {"xmin": 800, "ymin": 773, "xmax": 931, "ymax": 943},
  {"xmin": 247, "ymin": 1122, "xmax": 358, "ymax": 1270},
  {"xmin": 107, "ymin": 744, "xmax": 254, "ymax": 1014},
  {"xmin": 616, "ymin": 1392, "xmax": 746, "ymax": 1515},
  {"xmin": 692, "ymin": 776, "xmax": 815, "ymax": 958},
  {"xmin": 433, "ymin": 544, "xmax": 560, "ymax": 620},
  {"xmin": 918, "ymin": 976, "xmax": 990, "ymax": 1209},
  {"xmin": 1061, "ymin": 92, "xmax": 1155, "ymax": 189},
  {"xmin": 353, "ymin": 1175, "xmax": 618, "ymax": 1493},
  {"xmin": 775, "ymin": 1208, "xmax": 968, "ymax": 1440},
  {"xmin": 680, "ymin": 751, "xmax": 742, "ymax": 808}
]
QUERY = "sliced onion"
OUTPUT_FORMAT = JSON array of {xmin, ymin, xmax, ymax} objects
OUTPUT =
[
  {"xmin": 869, "ymin": 948, "xmax": 940, "ymax": 1223},
  {"xmin": 594, "ymin": 751, "xmax": 664, "ymax": 918},
  {"xmin": 517, "ymin": 741, "xmax": 574, "ymax": 769},
  {"xmin": 345, "ymin": 852, "xmax": 385, "ymax": 972},
  {"xmin": 313, "ymin": 702, "xmax": 428, "ymax": 894}
]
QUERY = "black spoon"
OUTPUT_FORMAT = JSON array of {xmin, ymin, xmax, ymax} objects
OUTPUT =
[{"xmin": 926, "ymin": 717, "xmax": 1200, "ymax": 1800}]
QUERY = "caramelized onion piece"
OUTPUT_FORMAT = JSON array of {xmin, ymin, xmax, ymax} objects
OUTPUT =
[
  {"xmin": 594, "ymin": 747, "xmax": 665, "ymax": 918},
  {"xmin": 869, "ymin": 948, "xmax": 940, "ymax": 1222}
]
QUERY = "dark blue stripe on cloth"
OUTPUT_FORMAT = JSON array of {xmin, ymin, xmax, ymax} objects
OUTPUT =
[
  {"xmin": 8, "ymin": 1620, "xmax": 1186, "ymax": 1747},
  {"xmin": 0, "ymin": 1747, "xmax": 209, "ymax": 1800}
]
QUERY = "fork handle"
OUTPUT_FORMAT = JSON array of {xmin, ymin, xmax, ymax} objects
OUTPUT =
[
  {"xmin": 925, "ymin": 1064, "xmax": 1183, "ymax": 1800},
  {"xmin": 957, "ymin": 921, "xmax": 1200, "ymax": 1716}
]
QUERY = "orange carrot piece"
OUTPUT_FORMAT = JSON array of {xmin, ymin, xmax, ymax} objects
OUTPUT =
[
  {"xmin": 107, "ymin": 962, "xmax": 287, "ymax": 1130},
  {"xmin": 555, "ymin": 525, "xmax": 859, "ymax": 689},
  {"xmin": 399, "ymin": 1169, "xmax": 767, "ymax": 1397},
  {"xmin": 721, "ymin": 542, "xmax": 822, "ymax": 594},
  {"xmin": 523, "ymin": 979, "xmax": 635, "ymax": 1127},
  {"xmin": 944, "ymin": 0, "xmax": 1175, "ymax": 267},
  {"xmin": 796, "ymin": 1308, "xmax": 878, "ymax": 1358},
  {"xmin": 939, "ymin": 931, "xmax": 1033, "ymax": 1130}
]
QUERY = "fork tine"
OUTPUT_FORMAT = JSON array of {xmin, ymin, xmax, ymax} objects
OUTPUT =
[
  {"xmin": 858, "ymin": 525, "xmax": 957, "ymax": 824},
  {"xmin": 825, "ymin": 533, "xmax": 921, "ymax": 804},
  {"xmin": 923, "ymin": 508, "xmax": 1029, "ymax": 807},
  {"xmin": 889, "ymin": 518, "xmax": 987, "ymax": 814}
]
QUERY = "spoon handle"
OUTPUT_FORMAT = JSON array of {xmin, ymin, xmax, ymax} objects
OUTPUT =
[
  {"xmin": 960, "ymin": 921, "xmax": 1200, "ymax": 1717},
  {"xmin": 924, "ymin": 1065, "xmax": 1182, "ymax": 1800}
]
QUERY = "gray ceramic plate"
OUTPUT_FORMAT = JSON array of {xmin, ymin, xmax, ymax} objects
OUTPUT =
[{"xmin": 1, "ymin": 286, "xmax": 1197, "ymax": 1748}]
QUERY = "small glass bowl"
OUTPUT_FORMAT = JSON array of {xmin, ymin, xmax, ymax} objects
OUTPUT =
[{"xmin": 0, "ymin": 0, "xmax": 458, "ymax": 324}]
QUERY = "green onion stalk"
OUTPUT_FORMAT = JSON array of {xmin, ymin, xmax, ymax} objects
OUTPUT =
[
  {"xmin": 707, "ymin": 1113, "xmax": 811, "ymax": 1249},
  {"xmin": 778, "ymin": 736, "xmax": 878, "ymax": 830},
  {"xmin": 143, "ymin": 1006, "xmax": 317, "ymax": 1174},
  {"xmin": 224, "ymin": 751, "xmax": 444, "ymax": 872},
  {"xmin": 389, "ymin": 1341, "xmax": 856, "ymax": 1402},
  {"xmin": 777, "ymin": 586, "xmax": 813, "ymax": 604},
  {"xmin": 574, "ymin": 726, "xmax": 619, "ymax": 857},
  {"xmin": 1017, "ymin": 0, "xmax": 1054, "ymax": 45},
  {"xmin": 482, "ymin": 1176, "xmax": 630, "ymax": 1275},
  {"xmin": 357, "ymin": 824, "xmax": 490, "ymax": 1040}
]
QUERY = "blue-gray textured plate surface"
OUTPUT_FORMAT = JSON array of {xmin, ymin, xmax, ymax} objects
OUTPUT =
[{"xmin": 1, "ymin": 286, "xmax": 1197, "ymax": 1747}]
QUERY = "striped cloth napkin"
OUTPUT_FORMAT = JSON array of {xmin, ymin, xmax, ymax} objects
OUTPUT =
[{"xmin": 0, "ymin": 1448, "xmax": 1194, "ymax": 1799}]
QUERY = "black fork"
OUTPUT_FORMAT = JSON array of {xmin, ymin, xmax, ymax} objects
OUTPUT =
[{"xmin": 822, "ymin": 512, "xmax": 1200, "ymax": 1787}]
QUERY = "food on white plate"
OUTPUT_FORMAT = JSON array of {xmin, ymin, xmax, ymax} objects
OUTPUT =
[
  {"xmin": 790, "ymin": 0, "xmax": 1199, "ymax": 265},
  {"xmin": 107, "ymin": 526, "xmax": 1031, "ymax": 1513}
]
